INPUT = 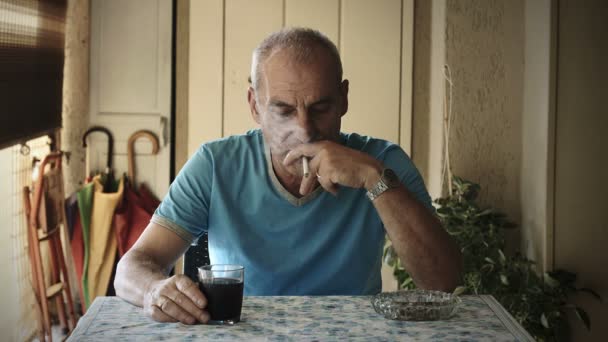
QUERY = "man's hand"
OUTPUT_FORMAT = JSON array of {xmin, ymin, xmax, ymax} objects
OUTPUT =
[
  {"xmin": 283, "ymin": 140, "xmax": 383, "ymax": 196},
  {"xmin": 143, "ymin": 274, "xmax": 210, "ymax": 324}
]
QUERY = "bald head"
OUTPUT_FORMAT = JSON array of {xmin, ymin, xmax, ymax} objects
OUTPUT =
[{"xmin": 250, "ymin": 27, "xmax": 343, "ymax": 92}]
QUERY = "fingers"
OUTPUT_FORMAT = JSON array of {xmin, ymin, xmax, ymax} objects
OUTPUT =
[
  {"xmin": 145, "ymin": 276, "xmax": 210, "ymax": 325},
  {"xmin": 148, "ymin": 301, "xmax": 178, "ymax": 323},
  {"xmin": 316, "ymin": 172, "xmax": 339, "ymax": 196},
  {"xmin": 175, "ymin": 275, "xmax": 207, "ymax": 309},
  {"xmin": 153, "ymin": 295, "xmax": 195, "ymax": 324},
  {"xmin": 283, "ymin": 143, "xmax": 321, "ymax": 166},
  {"xmin": 300, "ymin": 156, "xmax": 339, "ymax": 196},
  {"xmin": 174, "ymin": 276, "xmax": 210, "ymax": 323},
  {"xmin": 299, "ymin": 170, "xmax": 319, "ymax": 195}
]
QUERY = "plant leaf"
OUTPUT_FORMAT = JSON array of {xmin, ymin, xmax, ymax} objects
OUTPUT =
[
  {"xmin": 476, "ymin": 208, "xmax": 494, "ymax": 217},
  {"xmin": 453, "ymin": 286, "xmax": 466, "ymax": 296},
  {"xmin": 540, "ymin": 313, "xmax": 549, "ymax": 329},
  {"xmin": 498, "ymin": 249, "xmax": 506, "ymax": 263},
  {"xmin": 574, "ymin": 307, "xmax": 591, "ymax": 331},
  {"xmin": 485, "ymin": 257, "xmax": 495, "ymax": 264},
  {"xmin": 500, "ymin": 274, "xmax": 509, "ymax": 286},
  {"xmin": 544, "ymin": 273, "xmax": 560, "ymax": 288},
  {"xmin": 400, "ymin": 276, "xmax": 413, "ymax": 288}
]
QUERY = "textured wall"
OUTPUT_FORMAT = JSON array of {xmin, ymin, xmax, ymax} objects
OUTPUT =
[
  {"xmin": 61, "ymin": 0, "xmax": 90, "ymax": 195},
  {"xmin": 444, "ymin": 0, "xmax": 524, "ymax": 225}
]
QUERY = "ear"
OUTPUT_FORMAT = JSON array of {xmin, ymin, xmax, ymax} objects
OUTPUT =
[
  {"xmin": 248, "ymin": 87, "xmax": 261, "ymax": 124},
  {"xmin": 339, "ymin": 79, "xmax": 349, "ymax": 117}
]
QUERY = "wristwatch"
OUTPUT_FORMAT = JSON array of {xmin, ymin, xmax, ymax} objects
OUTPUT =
[{"xmin": 366, "ymin": 168, "xmax": 400, "ymax": 201}]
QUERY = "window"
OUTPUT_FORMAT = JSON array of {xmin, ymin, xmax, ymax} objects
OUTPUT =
[{"xmin": 0, "ymin": 0, "xmax": 67, "ymax": 149}]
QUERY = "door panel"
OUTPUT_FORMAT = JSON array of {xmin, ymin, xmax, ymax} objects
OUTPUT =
[
  {"xmin": 89, "ymin": 0, "xmax": 172, "ymax": 197},
  {"xmin": 285, "ymin": 0, "xmax": 340, "ymax": 44},
  {"xmin": 223, "ymin": 0, "xmax": 283, "ymax": 137},
  {"xmin": 188, "ymin": 0, "xmax": 223, "ymax": 155},
  {"xmin": 95, "ymin": 0, "xmax": 162, "ymax": 114},
  {"xmin": 340, "ymin": 0, "xmax": 402, "ymax": 144}
]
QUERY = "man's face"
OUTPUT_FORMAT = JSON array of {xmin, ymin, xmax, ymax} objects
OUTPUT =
[{"xmin": 248, "ymin": 47, "xmax": 349, "ymax": 176}]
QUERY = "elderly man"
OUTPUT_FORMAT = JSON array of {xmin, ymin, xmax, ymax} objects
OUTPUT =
[{"xmin": 115, "ymin": 27, "xmax": 461, "ymax": 325}]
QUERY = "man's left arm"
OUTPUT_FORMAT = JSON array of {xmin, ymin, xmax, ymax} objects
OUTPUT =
[
  {"xmin": 366, "ymin": 174, "xmax": 462, "ymax": 291},
  {"xmin": 284, "ymin": 141, "xmax": 462, "ymax": 291}
]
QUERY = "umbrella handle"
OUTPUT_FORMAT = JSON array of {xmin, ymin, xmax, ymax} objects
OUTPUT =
[
  {"xmin": 127, "ymin": 130, "xmax": 160, "ymax": 186},
  {"xmin": 82, "ymin": 126, "xmax": 114, "ymax": 170}
]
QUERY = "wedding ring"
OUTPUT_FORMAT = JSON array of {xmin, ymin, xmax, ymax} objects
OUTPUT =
[{"xmin": 155, "ymin": 296, "xmax": 169, "ymax": 311}]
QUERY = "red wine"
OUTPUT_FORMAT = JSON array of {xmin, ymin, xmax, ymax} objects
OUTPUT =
[{"xmin": 199, "ymin": 277, "xmax": 244, "ymax": 322}]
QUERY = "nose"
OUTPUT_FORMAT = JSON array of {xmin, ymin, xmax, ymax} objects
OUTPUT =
[{"xmin": 294, "ymin": 110, "xmax": 318, "ymax": 143}]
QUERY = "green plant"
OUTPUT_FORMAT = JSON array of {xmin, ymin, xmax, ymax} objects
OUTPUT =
[{"xmin": 384, "ymin": 176, "xmax": 601, "ymax": 342}]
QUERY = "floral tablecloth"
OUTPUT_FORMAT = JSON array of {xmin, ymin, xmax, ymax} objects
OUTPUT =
[{"xmin": 68, "ymin": 295, "xmax": 534, "ymax": 341}]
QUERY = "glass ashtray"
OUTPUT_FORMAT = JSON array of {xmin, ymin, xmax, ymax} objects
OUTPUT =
[{"xmin": 371, "ymin": 289, "xmax": 461, "ymax": 321}]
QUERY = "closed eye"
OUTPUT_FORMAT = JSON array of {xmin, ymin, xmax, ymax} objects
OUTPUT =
[
  {"xmin": 310, "ymin": 103, "xmax": 331, "ymax": 114},
  {"xmin": 267, "ymin": 100, "xmax": 295, "ymax": 116},
  {"xmin": 309, "ymin": 98, "xmax": 333, "ymax": 115}
]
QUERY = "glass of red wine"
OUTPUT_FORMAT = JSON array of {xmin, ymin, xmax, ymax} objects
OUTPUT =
[{"xmin": 198, "ymin": 264, "xmax": 245, "ymax": 325}]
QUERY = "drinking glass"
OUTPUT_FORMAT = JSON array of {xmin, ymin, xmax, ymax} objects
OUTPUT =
[{"xmin": 198, "ymin": 264, "xmax": 244, "ymax": 325}]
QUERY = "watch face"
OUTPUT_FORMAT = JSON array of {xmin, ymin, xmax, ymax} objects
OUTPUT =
[{"xmin": 382, "ymin": 168, "xmax": 400, "ymax": 187}]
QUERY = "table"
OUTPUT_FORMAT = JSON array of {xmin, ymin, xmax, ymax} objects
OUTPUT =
[{"xmin": 68, "ymin": 295, "xmax": 534, "ymax": 341}]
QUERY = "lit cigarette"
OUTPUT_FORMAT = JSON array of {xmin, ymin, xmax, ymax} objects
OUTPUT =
[{"xmin": 302, "ymin": 157, "xmax": 310, "ymax": 177}]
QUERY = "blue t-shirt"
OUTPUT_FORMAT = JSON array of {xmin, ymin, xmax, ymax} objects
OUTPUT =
[{"xmin": 153, "ymin": 129, "xmax": 433, "ymax": 296}]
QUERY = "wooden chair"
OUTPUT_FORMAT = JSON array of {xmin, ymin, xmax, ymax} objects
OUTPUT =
[{"xmin": 23, "ymin": 151, "xmax": 77, "ymax": 341}]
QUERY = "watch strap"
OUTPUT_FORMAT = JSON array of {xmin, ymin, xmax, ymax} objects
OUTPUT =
[{"xmin": 366, "ymin": 168, "xmax": 399, "ymax": 201}]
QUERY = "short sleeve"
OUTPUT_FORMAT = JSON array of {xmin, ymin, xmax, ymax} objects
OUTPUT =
[
  {"xmin": 381, "ymin": 145, "xmax": 435, "ymax": 213},
  {"xmin": 152, "ymin": 145, "xmax": 214, "ymax": 242}
]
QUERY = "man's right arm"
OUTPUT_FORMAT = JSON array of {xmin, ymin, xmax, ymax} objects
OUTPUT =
[{"xmin": 114, "ymin": 222, "xmax": 210, "ymax": 324}]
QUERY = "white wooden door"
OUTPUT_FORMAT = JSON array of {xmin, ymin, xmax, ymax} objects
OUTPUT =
[
  {"xmin": 188, "ymin": 0, "xmax": 414, "ymax": 155},
  {"xmin": 88, "ymin": 0, "xmax": 172, "ymax": 197}
]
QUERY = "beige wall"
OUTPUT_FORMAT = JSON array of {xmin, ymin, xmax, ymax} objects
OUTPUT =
[{"xmin": 444, "ymin": 0, "xmax": 524, "ymax": 226}]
